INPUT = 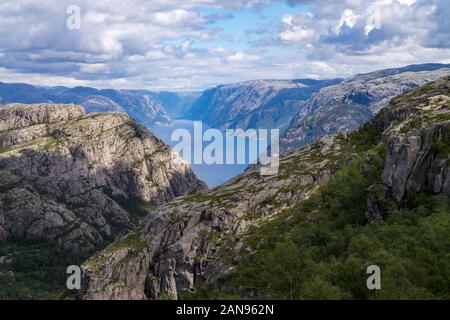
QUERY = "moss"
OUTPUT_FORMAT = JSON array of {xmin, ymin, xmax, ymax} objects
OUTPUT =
[
  {"xmin": 86, "ymin": 232, "xmax": 144, "ymax": 273},
  {"xmin": 425, "ymin": 113, "xmax": 450, "ymax": 123},
  {"xmin": 260, "ymin": 195, "xmax": 277, "ymax": 207},
  {"xmin": 0, "ymin": 146, "xmax": 10, "ymax": 154},
  {"xmin": 182, "ymin": 191, "xmax": 237, "ymax": 209},
  {"xmin": 430, "ymin": 140, "xmax": 450, "ymax": 156},
  {"xmin": 242, "ymin": 211, "xmax": 260, "ymax": 221}
]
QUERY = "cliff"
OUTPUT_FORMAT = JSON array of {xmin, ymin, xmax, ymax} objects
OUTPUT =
[{"xmin": 0, "ymin": 103, "xmax": 205, "ymax": 252}]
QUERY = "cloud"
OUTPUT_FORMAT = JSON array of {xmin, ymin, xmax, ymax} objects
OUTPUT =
[
  {"xmin": 226, "ymin": 51, "xmax": 261, "ymax": 62},
  {"xmin": 153, "ymin": 9, "xmax": 205, "ymax": 26},
  {"xmin": 278, "ymin": 13, "xmax": 316, "ymax": 42},
  {"xmin": 0, "ymin": 0, "xmax": 449, "ymax": 90},
  {"xmin": 272, "ymin": 0, "xmax": 450, "ymax": 71},
  {"xmin": 78, "ymin": 63, "xmax": 110, "ymax": 74}
]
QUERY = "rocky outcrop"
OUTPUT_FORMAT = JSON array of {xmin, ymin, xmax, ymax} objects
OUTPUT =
[
  {"xmin": 185, "ymin": 79, "xmax": 342, "ymax": 131},
  {"xmin": 377, "ymin": 77, "xmax": 450, "ymax": 202},
  {"xmin": 0, "ymin": 103, "xmax": 205, "ymax": 251},
  {"xmin": 280, "ymin": 65, "xmax": 450, "ymax": 154},
  {"xmin": 81, "ymin": 76, "xmax": 449, "ymax": 300},
  {"xmin": 0, "ymin": 103, "xmax": 84, "ymax": 132}
]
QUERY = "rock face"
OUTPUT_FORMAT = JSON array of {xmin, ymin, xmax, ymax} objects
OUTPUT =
[
  {"xmin": 0, "ymin": 103, "xmax": 205, "ymax": 251},
  {"xmin": 185, "ymin": 79, "xmax": 342, "ymax": 131},
  {"xmin": 81, "ymin": 131, "xmax": 359, "ymax": 299},
  {"xmin": 0, "ymin": 83, "xmax": 172, "ymax": 126},
  {"xmin": 280, "ymin": 64, "xmax": 450, "ymax": 154},
  {"xmin": 81, "ymin": 76, "xmax": 449, "ymax": 300},
  {"xmin": 96, "ymin": 89, "xmax": 172, "ymax": 127},
  {"xmin": 377, "ymin": 77, "xmax": 450, "ymax": 202},
  {"xmin": 151, "ymin": 91, "xmax": 200, "ymax": 119}
]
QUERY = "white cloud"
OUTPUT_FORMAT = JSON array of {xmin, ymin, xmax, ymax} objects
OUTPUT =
[
  {"xmin": 153, "ymin": 9, "xmax": 204, "ymax": 26},
  {"xmin": 334, "ymin": 9, "xmax": 360, "ymax": 34},
  {"xmin": 226, "ymin": 52, "xmax": 260, "ymax": 62},
  {"xmin": 0, "ymin": 0, "xmax": 449, "ymax": 90},
  {"xmin": 397, "ymin": 0, "xmax": 417, "ymax": 6},
  {"xmin": 78, "ymin": 63, "xmax": 110, "ymax": 74},
  {"xmin": 278, "ymin": 12, "xmax": 315, "ymax": 42}
]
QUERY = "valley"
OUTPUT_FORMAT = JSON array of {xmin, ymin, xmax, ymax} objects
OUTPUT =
[
  {"xmin": 0, "ymin": 66, "xmax": 449, "ymax": 300},
  {"xmin": 81, "ymin": 76, "xmax": 449, "ymax": 300}
]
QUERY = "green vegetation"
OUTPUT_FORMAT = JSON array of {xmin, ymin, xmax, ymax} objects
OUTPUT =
[
  {"xmin": 260, "ymin": 195, "xmax": 277, "ymax": 207},
  {"xmin": 0, "ymin": 238, "xmax": 91, "ymax": 300},
  {"xmin": 103, "ymin": 232, "xmax": 143, "ymax": 254},
  {"xmin": 430, "ymin": 139, "xmax": 450, "ymax": 157},
  {"xmin": 84, "ymin": 232, "xmax": 145, "ymax": 274},
  {"xmin": 346, "ymin": 122, "xmax": 383, "ymax": 152},
  {"xmin": 182, "ymin": 191, "xmax": 236, "ymax": 209},
  {"xmin": 110, "ymin": 195, "xmax": 156, "ymax": 221},
  {"xmin": 188, "ymin": 146, "xmax": 450, "ymax": 300},
  {"xmin": 0, "ymin": 196, "xmax": 154, "ymax": 299}
]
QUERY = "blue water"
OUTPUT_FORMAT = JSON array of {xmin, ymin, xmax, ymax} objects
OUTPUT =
[{"xmin": 149, "ymin": 120, "xmax": 259, "ymax": 188}]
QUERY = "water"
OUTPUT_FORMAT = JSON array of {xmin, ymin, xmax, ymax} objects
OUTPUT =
[{"xmin": 149, "ymin": 120, "xmax": 261, "ymax": 188}]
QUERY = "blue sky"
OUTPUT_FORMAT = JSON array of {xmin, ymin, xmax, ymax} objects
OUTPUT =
[
  {"xmin": 0, "ymin": 0, "xmax": 449, "ymax": 91},
  {"xmin": 194, "ymin": 2, "xmax": 310, "ymax": 51}
]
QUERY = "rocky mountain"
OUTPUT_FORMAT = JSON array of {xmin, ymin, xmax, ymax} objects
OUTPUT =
[
  {"xmin": 0, "ymin": 104, "xmax": 205, "ymax": 253},
  {"xmin": 0, "ymin": 83, "xmax": 172, "ymax": 127},
  {"xmin": 94, "ymin": 89, "xmax": 172, "ymax": 127},
  {"xmin": 280, "ymin": 64, "xmax": 450, "ymax": 154},
  {"xmin": 185, "ymin": 79, "xmax": 342, "ymax": 131},
  {"xmin": 151, "ymin": 91, "xmax": 201, "ymax": 119},
  {"xmin": 80, "ymin": 77, "xmax": 449, "ymax": 300}
]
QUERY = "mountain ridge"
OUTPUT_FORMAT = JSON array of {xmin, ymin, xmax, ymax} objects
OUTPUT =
[
  {"xmin": 184, "ymin": 78, "xmax": 343, "ymax": 131},
  {"xmin": 280, "ymin": 64, "xmax": 450, "ymax": 154},
  {"xmin": 0, "ymin": 83, "xmax": 179, "ymax": 127},
  {"xmin": 0, "ymin": 103, "xmax": 205, "ymax": 253}
]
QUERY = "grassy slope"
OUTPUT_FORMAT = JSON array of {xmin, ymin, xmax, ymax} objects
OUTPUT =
[{"xmin": 186, "ymin": 112, "xmax": 450, "ymax": 299}]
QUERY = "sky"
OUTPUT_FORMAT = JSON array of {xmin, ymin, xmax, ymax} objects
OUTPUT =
[{"xmin": 0, "ymin": 0, "xmax": 449, "ymax": 91}]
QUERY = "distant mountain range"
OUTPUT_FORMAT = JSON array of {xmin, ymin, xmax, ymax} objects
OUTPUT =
[
  {"xmin": 0, "ymin": 83, "xmax": 200, "ymax": 126},
  {"xmin": 151, "ymin": 91, "xmax": 201, "ymax": 119},
  {"xmin": 2, "ymin": 63, "xmax": 450, "ymax": 156},
  {"xmin": 185, "ymin": 78, "xmax": 342, "ymax": 131},
  {"xmin": 280, "ymin": 63, "xmax": 450, "ymax": 154}
]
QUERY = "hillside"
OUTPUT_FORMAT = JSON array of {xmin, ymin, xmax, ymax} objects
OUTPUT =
[
  {"xmin": 280, "ymin": 65, "xmax": 450, "ymax": 154},
  {"xmin": 0, "ymin": 103, "xmax": 205, "ymax": 298},
  {"xmin": 185, "ymin": 79, "xmax": 342, "ymax": 131},
  {"xmin": 80, "ymin": 77, "xmax": 449, "ymax": 300},
  {"xmin": 151, "ymin": 91, "xmax": 201, "ymax": 119}
]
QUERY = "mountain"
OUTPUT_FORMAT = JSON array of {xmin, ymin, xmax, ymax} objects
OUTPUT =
[
  {"xmin": 0, "ymin": 103, "xmax": 205, "ymax": 249},
  {"xmin": 184, "ymin": 79, "xmax": 342, "ymax": 131},
  {"xmin": 0, "ymin": 83, "xmax": 172, "ymax": 126},
  {"xmin": 96, "ymin": 89, "xmax": 172, "ymax": 127},
  {"xmin": 0, "ymin": 103, "xmax": 205, "ymax": 298},
  {"xmin": 80, "ymin": 77, "xmax": 449, "ymax": 300},
  {"xmin": 151, "ymin": 91, "xmax": 201, "ymax": 119},
  {"xmin": 280, "ymin": 64, "xmax": 450, "ymax": 154}
]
